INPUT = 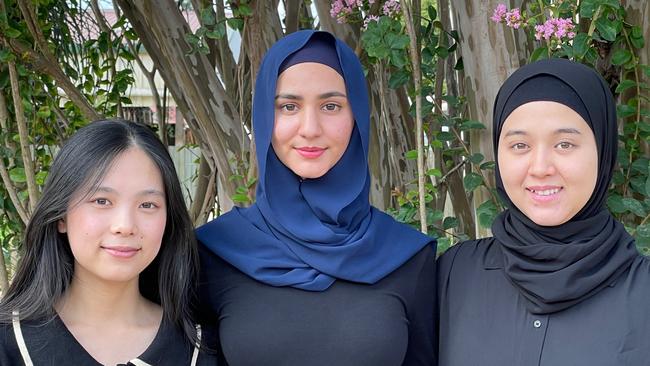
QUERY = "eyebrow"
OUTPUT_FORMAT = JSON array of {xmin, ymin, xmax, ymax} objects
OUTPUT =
[
  {"xmin": 95, "ymin": 186, "xmax": 165, "ymax": 197},
  {"xmin": 503, "ymin": 128, "xmax": 582, "ymax": 137},
  {"xmin": 275, "ymin": 91, "xmax": 347, "ymax": 100}
]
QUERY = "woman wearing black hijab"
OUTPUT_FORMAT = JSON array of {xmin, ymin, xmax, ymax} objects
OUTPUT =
[
  {"xmin": 196, "ymin": 30, "xmax": 437, "ymax": 365},
  {"xmin": 437, "ymin": 58, "xmax": 650, "ymax": 365}
]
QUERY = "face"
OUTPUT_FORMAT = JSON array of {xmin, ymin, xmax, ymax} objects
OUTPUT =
[
  {"xmin": 58, "ymin": 147, "xmax": 166, "ymax": 285},
  {"xmin": 498, "ymin": 101, "xmax": 598, "ymax": 226},
  {"xmin": 272, "ymin": 62, "xmax": 354, "ymax": 179}
]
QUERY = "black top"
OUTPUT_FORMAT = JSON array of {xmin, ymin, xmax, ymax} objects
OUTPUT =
[
  {"xmin": 437, "ymin": 239, "xmax": 650, "ymax": 366},
  {"xmin": 0, "ymin": 315, "xmax": 218, "ymax": 365},
  {"xmin": 198, "ymin": 243, "xmax": 437, "ymax": 366}
]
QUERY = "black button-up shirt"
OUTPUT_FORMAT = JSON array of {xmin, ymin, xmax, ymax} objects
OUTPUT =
[{"xmin": 437, "ymin": 238, "xmax": 650, "ymax": 366}]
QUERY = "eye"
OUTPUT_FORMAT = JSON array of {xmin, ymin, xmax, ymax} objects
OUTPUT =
[
  {"xmin": 140, "ymin": 202, "xmax": 158, "ymax": 209},
  {"xmin": 556, "ymin": 141, "xmax": 575, "ymax": 150},
  {"xmin": 510, "ymin": 142, "xmax": 529, "ymax": 151},
  {"xmin": 322, "ymin": 103, "xmax": 341, "ymax": 112},
  {"xmin": 279, "ymin": 103, "xmax": 298, "ymax": 112},
  {"xmin": 93, "ymin": 198, "xmax": 110, "ymax": 206}
]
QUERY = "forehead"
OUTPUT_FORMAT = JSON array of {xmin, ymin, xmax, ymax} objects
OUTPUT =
[
  {"xmin": 276, "ymin": 62, "xmax": 345, "ymax": 91},
  {"xmin": 501, "ymin": 100, "xmax": 592, "ymax": 134}
]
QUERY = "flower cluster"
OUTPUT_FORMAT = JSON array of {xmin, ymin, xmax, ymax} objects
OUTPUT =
[
  {"xmin": 382, "ymin": 0, "xmax": 401, "ymax": 17},
  {"xmin": 534, "ymin": 17, "xmax": 576, "ymax": 41},
  {"xmin": 330, "ymin": 0, "xmax": 398, "ymax": 25},
  {"xmin": 491, "ymin": 3, "xmax": 576, "ymax": 42},
  {"xmin": 491, "ymin": 3, "xmax": 523, "ymax": 29}
]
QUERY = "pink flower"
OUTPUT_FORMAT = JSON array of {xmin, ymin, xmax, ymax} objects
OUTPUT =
[
  {"xmin": 382, "ymin": 0, "xmax": 401, "ymax": 17},
  {"xmin": 533, "ymin": 17, "xmax": 576, "ymax": 42},
  {"xmin": 330, "ymin": 0, "xmax": 353, "ymax": 23},
  {"xmin": 491, "ymin": 3, "xmax": 507, "ymax": 23},
  {"xmin": 505, "ymin": 8, "xmax": 523, "ymax": 29},
  {"xmin": 363, "ymin": 15, "xmax": 380, "ymax": 30}
]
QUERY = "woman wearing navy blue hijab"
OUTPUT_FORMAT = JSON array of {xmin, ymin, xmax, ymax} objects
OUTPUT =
[
  {"xmin": 437, "ymin": 58, "xmax": 650, "ymax": 365},
  {"xmin": 196, "ymin": 30, "xmax": 437, "ymax": 365}
]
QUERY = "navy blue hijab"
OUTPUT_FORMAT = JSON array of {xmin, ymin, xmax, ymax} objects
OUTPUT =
[{"xmin": 196, "ymin": 30, "xmax": 434, "ymax": 291}]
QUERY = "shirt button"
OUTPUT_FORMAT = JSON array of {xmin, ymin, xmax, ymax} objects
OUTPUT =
[{"xmin": 533, "ymin": 320, "xmax": 542, "ymax": 328}]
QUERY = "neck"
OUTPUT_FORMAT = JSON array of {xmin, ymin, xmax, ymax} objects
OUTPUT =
[{"xmin": 56, "ymin": 268, "xmax": 158, "ymax": 327}]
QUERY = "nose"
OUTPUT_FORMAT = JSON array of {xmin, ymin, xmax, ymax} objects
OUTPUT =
[
  {"xmin": 110, "ymin": 206, "xmax": 137, "ymax": 236},
  {"xmin": 298, "ymin": 106, "xmax": 322, "ymax": 138},
  {"xmin": 528, "ymin": 147, "xmax": 556, "ymax": 177}
]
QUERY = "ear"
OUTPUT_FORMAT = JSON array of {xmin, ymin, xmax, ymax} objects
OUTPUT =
[{"xmin": 57, "ymin": 219, "xmax": 67, "ymax": 233}]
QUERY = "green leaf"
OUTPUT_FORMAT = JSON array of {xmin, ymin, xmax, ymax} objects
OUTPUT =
[
  {"xmin": 427, "ymin": 5, "xmax": 437, "ymax": 21},
  {"xmin": 529, "ymin": 46, "xmax": 548, "ymax": 62},
  {"xmin": 9, "ymin": 167, "xmax": 25, "ymax": 183},
  {"xmin": 35, "ymin": 170, "xmax": 48, "ymax": 185},
  {"xmin": 463, "ymin": 172, "xmax": 483, "ymax": 192},
  {"xmin": 36, "ymin": 106, "xmax": 51, "ymax": 118},
  {"xmin": 622, "ymin": 197, "xmax": 646, "ymax": 217},
  {"xmin": 468, "ymin": 153, "xmax": 484, "ymax": 164},
  {"xmin": 227, "ymin": 18, "xmax": 244, "ymax": 31},
  {"xmin": 4, "ymin": 27, "xmax": 21, "ymax": 38},
  {"xmin": 426, "ymin": 168, "xmax": 442, "ymax": 178},
  {"xmin": 477, "ymin": 200, "xmax": 498, "ymax": 228},
  {"xmin": 646, "ymin": 167, "xmax": 650, "ymax": 196},
  {"xmin": 595, "ymin": 17, "xmax": 617, "ymax": 42},
  {"xmin": 630, "ymin": 26, "xmax": 645, "ymax": 49},
  {"xmin": 237, "ymin": 4, "xmax": 253, "ymax": 17},
  {"xmin": 611, "ymin": 49, "xmax": 632, "ymax": 66},
  {"xmin": 443, "ymin": 216, "xmax": 459, "ymax": 230},
  {"xmin": 579, "ymin": 0, "xmax": 597, "ymax": 18},
  {"xmin": 616, "ymin": 79, "xmax": 637, "ymax": 93},
  {"xmin": 572, "ymin": 33, "xmax": 591, "ymax": 58},
  {"xmin": 200, "ymin": 8, "xmax": 216, "ymax": 26},
  {"xmin": 405, "ymin": 150, "xmax": 418, "ymax": 160},
  {"xmin": 607, "ymin": 194, "xmax": 626, "ymax": 213},
  {"xmin": 637, "ymin": 224, "xmax": 650, "ymax": 239},
  {"xmin": 0, "ymin": 49, "xmax": 14, "ymax": 62},
  {"xmin": 617, "ymin": 104, "xmax": 636, "ymax": 118},
  {"xmin": 480, "ymin": 161, "xmax": 496, "ymax": 170},
  {"xmin": 231, "ymin": 193, "xmax": 250, "ymax": 203},
  {"xmin": 437, "ymin": 131, "xmax": 455, "ymax": 141},
  {"xmin": 459, "ymin": 120, "xmax": 485, "ymax": 131}
]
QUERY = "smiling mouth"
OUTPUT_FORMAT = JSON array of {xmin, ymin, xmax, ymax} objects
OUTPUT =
[
  {"xmin": 295, "ymin": 147, "xmax": 326, "ymax": 158},
  {"xmin": 526, "ymin": 187, "xmax": 563, "ymax": 196},
  {"xmin": 101, "ymin": 246, "xmax": 141, "ymax": 258}
]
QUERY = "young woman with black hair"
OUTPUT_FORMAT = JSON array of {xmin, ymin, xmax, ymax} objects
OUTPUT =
[{"xmin": 0, "ymin": 119, "xmax": 217, "ymax": 365}]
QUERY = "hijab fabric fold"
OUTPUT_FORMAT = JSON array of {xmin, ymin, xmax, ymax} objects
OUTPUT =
[
  {"xmin": 491, "ymin": 58, "xmax": 638, "ymax": 314},
  {"xmin": 197, "ymin": 30, "xmax": 434, "ymax": 291}
]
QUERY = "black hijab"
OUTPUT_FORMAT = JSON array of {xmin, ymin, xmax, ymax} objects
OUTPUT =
[{"xmin": 491, "ymin": 58, "xmax": 638, "ymax": 314}]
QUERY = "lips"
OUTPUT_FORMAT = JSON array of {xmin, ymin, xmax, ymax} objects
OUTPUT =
[
  {"xmin": 295, "ymin": 146, "xmax": 326, "ymax": 158},
  {"xmin": 526, "ymin": 186, "xmax": 563, "ymax": 202},
  {"xmin": 101, "ymin": 245, "xmax": 141, "ymax": 258}
]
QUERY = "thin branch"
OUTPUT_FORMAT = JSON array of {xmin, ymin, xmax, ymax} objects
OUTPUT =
[
  {"xmin": 7, "ymin": 61, "xmax": 39, "ymax": 212},
  {"xmin": 403, "ymin": 0, "xmax": 427, "ymax": 234}
]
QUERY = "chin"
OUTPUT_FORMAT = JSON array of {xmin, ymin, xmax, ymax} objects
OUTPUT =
[
  {"xmin": 291, "ymin": 167, "xmax": 329, "ymax": 179},
  {"xmin": 524, "ymin": 212, "xmax": 571, "ymax": 227}
]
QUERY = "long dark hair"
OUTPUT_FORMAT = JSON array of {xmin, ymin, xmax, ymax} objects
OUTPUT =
[{"xmin": 0, "ymin": 119, "xmax": 199, "ymax": 342}]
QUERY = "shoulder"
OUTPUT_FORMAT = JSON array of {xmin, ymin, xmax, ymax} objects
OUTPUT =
[
  {"xmin": 0, "ymin": 319, "xmax": 27, "ymax": 364},
  {"xmin": 437, "ymin": 237, "xmax": 495, "ymax": 271},
  {"xmin": 624, "ymin": 254, "xmax": 650, "ymax": 293}
]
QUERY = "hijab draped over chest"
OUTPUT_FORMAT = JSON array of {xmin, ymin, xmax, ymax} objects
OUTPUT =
[
  {"xmin": 491, "ymin": 58, "xmax": 638, "ymax": 314},
  {"xmin": 196, "ymin": 30, "xmax": 434, "ymax": 291}
]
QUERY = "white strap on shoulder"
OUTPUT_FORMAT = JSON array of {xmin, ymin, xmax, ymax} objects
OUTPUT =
[
  {"xmin": 129, "ymin": 359, "xmax": 153, "ymax": 366},
  {"xmin": 11, "ymin": 310, "xmax": 34, "ymax": 366},
  {"xmin": 190, "ymin": 324, "xmax": 202, "ymax": 366}
]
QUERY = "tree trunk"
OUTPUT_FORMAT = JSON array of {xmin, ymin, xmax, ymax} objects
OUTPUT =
[
  {"xmin": 117, "ymin": 0, "xmax": 249, "ymax": 212},
  {"xmin": 452, "ymin": 0, "xmax": 523, "ymax": 237}
]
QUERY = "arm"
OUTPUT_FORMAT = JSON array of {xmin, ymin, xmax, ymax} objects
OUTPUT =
[{"xmin": 402, "ymin": 243, "xmax": 437, "ymax": 366}]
